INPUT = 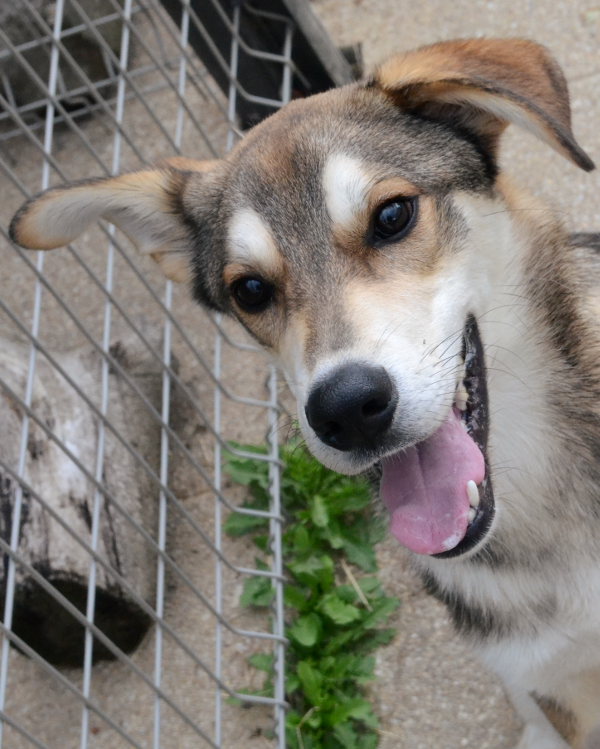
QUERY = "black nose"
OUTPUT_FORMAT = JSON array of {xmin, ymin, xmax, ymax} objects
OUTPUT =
[{"xmin": 305, "ymin": 363, "xmax": 397, "ymax": 451}]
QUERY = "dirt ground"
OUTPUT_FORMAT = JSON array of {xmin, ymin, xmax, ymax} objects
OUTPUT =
[{"xmin": 0, "ymin": 1, "xmax": 599, "ymax": 747}]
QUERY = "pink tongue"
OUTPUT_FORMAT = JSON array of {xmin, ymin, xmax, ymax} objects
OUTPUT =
[{"xmin": 380, "ymin": 409, "xmax": 485, "ymax": 555}]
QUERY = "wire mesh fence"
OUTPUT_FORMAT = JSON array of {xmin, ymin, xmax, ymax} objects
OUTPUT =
[{"xmin": 0, "ymin": 1, "xmax": 352, "ymax": 746}]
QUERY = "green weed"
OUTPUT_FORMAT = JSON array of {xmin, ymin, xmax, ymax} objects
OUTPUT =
[{"xmin": 224, "ymin": 441, "xmax": 399, "ymax": 749}]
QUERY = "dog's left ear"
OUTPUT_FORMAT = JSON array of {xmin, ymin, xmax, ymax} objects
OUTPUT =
[
  {"xmin": 373, "ymin": 38, "xmax": 595, "ymax": 171},
  {"xmin": 9, "ymin": 157, "xmax": 222, "ymax": 283}
]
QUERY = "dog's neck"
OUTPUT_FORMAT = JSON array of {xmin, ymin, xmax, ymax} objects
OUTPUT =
[{"xmin": 410, "ymin": 181, "xmax": 600, "ymax": 641}]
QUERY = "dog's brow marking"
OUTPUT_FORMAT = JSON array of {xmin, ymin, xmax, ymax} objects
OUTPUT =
[
  {"xmin": 227, "ymin": 207, "xmax": 280, "ymax": 270},
  {"xmin": 322, "ymin": 154, "xmax": 371, "ymax": 230}
]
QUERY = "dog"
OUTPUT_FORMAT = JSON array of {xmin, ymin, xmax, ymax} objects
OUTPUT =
[{"xmin": 9, "ymin": 37, "xmax": 600, "ymax": 748}]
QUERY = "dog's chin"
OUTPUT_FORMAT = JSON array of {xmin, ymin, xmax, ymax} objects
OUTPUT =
[{"xmin": 302, "ymin": 435, "xmax": 374, "ymax": 476}]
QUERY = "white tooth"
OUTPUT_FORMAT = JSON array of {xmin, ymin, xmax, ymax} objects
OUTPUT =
[
  {"xmin": 468, "ymin": 507, "xmax": 476, "ymax": 524},
  {"xmin": 455, "ymin": 385, "xmax": 468, "ymax": 411},
  {"xmin": 466, "ymin": 480, "xmax": 480, "ymax": 508}
]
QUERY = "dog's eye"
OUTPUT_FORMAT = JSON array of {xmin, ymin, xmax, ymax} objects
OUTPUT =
[
  {"xmin": 372, "ymin": 197, "xmax": 417, "ymax": 243},
  {"xmin": 231, "ymin": 276, "xmax": 275, "ymax": 313}
]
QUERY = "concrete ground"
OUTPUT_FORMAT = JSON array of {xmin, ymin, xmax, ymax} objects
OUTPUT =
[{"xmin": 0, "ymin": 1, "xmax": 598, "ymax": 748}]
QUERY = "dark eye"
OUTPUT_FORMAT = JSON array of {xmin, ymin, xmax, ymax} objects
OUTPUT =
[
  {"xmin": 372, "ymin": 197, "xmax": 417, "ymax": 243},
  {"xmin": 231, "ymin": 276, "xmax": 275, "ymax": 313}
]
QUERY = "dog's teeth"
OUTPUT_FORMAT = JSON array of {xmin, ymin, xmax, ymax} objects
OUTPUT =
[
  {"xmin": 455, "ymin": 384, "xmax": 468, "ymax": 411},
  {"xmin": 468, "ymin": 507, "xmax": 477, "ymax": 524},
  {"xmin": 466, "ymin": 479, "xmax": 480, "ymax": 508}
]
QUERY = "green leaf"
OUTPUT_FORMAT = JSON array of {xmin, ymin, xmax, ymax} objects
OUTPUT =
[
  {"xmin": 298, "ymin": 731, "xmax": 318, "ymax": 749},
  {"xmin": 223, "ymin": 458, "xmax": 268, "ymax": 488},
  {"xmin": 361, "ymin": 597, "xmax": 400, "ymax": 629},
  {"xmin": 285, "ymin": 712, "xmax": 302, "ymax": 749},
  {"xmin": 322, "ymin": 737, "xmax": 344, "ymax": 749},
  {"xmin": 297, "ymin": 661, "xmax": 323, "ymax": 706},
  {"xmin": 329, "ymin": 698, "xmax": 376, "ymax": 727},
  {"xmin": 330, "ymin": 487, "xmax": 372, "ymax": 513},
  {"xmin": 310, "ymin": 495, "xmax": 329, "ymax": 527},
  {"xmin": 288, "ymin": 554, "xmax": 334, "ymax": 589},
  {"xmin": 357, "ymin": 577, "xmax": 383, "ymax": 598},
  {"xmin": 248, "ymin": 652, "xmax": 274, "ymax": 672},
  {"xmin": 316, "ymin": 655, "xmax": 336, "ymax": 675},
  {"xmin": 341, "ymin": 538, "xmax": 377, "ymax": 573},
  {"xmin": 335, "ymin": 584, "xmax": 358, "ymax": 603},
  {"xmin": 285, "ymin": 673, "xmax": 300, "ymax": 694},
  {"xmin": 253, "ymin": 534, "xmax": 269, "ymax": 552},
  {"xmin": 289, "ymin": 613, "xmax": 323, "ymax": 648},
  {"xmin": 284, "ymin": 584, "xmax": 311, "ymax": 612},
  {"xmin": 357, "ymin": 733, "xmax": 378, "ymax": 749},
  {"xmin": 320, "ymin": 653, "xmax": 374, "ymax": 683},
  {"xmin": 322, "ymin": 629, "xmax": 356, "ymax": 655},
  {"xmin": 349, "ymin": 655, "xmax": 376, "ymax": 683},
  {"xmin": 292, "ymin": 524, "xmax": 312, "ymax": 553},
  {"xmin": 319, "ymin": 594, "xmax": 361, "ymax": 625},
  {"xmin": 240, "ymin": 575, "xmax": 274, "ymax": 608},
  {"xmin": 332, "ymin": 722, "xmax": 358, "ymax": 747},
  {"xmin": 224, "ymin": 511, "xmax": 269, "ymax": 537},
  {"xmin": 305, "ymin": 709, "xmax": 322, "ymax": 729},
  {"xmin": 322, "ymin": 523, "xmax": 346, "ymax": 549},
  {"xmin": 358, "ymin": 628, "xmax": 397, "ymax": 652},
  {"xmin": 222, "ymin": 462, "xmax": 262, "ymax": 486}
]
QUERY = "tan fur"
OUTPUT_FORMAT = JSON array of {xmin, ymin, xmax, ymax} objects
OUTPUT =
[
  {"xmin": 278, "ymin": 312, "xmax": 312, "ymax": 395},
  {"xmin": 355, "ymin": 194, "xmax": 443, "ymax": 278},
  {"xmin": 537, "ymin": 697, "xmax": 577, "ymax": 744},
  {"xmin": 375, "ymin": 38, "xmax": 594, "ymax": 171},
  {"xmin": 329, "ymin": 174, "xmax": 425, "ymax": 266},
  {"xmin": 366, "ymin": 176, "xmax": 421, "ymax": 207},
  {"xmin": 10, "ymin": 163, "xmax": 219, "ymax": 282},
  {"xmin": 13, "ymin": 170, "xmax": 172, "ymax": 249},
  {"xmin": 150, "ymin": 249, "xmax": 191, "ymax": 283},
  {"xmin": 223, "ymin": 262, "xmax": 255, "ymax": 287},
  {"xmin": 553, "ymin": 670, "xmax": 600, "ymax": 748},
  {"xmin": 376, "ymin": 39, "xmax": 564, "ymax": 106},
  {"xmin": 156, "ymin": 156, "xmax": 219, "ymax": 172}
]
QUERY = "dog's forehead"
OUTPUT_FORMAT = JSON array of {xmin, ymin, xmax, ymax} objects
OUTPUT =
[
  {"xmin": 231, "ymin": 87, "xmax": 489, "ymax": 189},
  {"xmin": 220, "ymin": 86, "xmax": 491, "ymax": 257}
]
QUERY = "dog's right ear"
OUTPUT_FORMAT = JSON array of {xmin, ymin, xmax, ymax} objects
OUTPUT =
[
  {"xmin": 372, "ymin": 38, "xmax": 595, "ymax": 172},
  {"xmin": 9, "ymin": 158, "xmax": 222, "ymax": 284}
]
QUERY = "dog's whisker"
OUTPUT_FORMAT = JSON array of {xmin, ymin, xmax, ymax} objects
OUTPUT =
[{"xmin": 480, "ymin": 207, "xmax": 566, "ymax": 218}]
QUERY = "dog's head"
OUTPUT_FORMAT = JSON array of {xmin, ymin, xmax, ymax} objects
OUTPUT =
[{"xmin": 10, "ymin": 39, "xmax": 594, "ymax": 559}]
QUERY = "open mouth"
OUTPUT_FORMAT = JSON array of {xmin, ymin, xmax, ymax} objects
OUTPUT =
[{"xmin": 379, "ymin": 315, "xmax": 495, "ymax": 558}]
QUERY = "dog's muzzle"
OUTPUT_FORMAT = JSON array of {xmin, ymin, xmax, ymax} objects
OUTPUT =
[
  {"xmin": 303, "ymin": 317, "xmax": 495, "ymax": 559},
  {"xmin": 304, "ymin": 362, "xmax": 397, "ymax": 452}
]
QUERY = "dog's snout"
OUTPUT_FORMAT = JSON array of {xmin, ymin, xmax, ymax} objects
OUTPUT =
[{"xmin": 305, "ymin": 363, "xmax": 397, "ymax": 451}]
